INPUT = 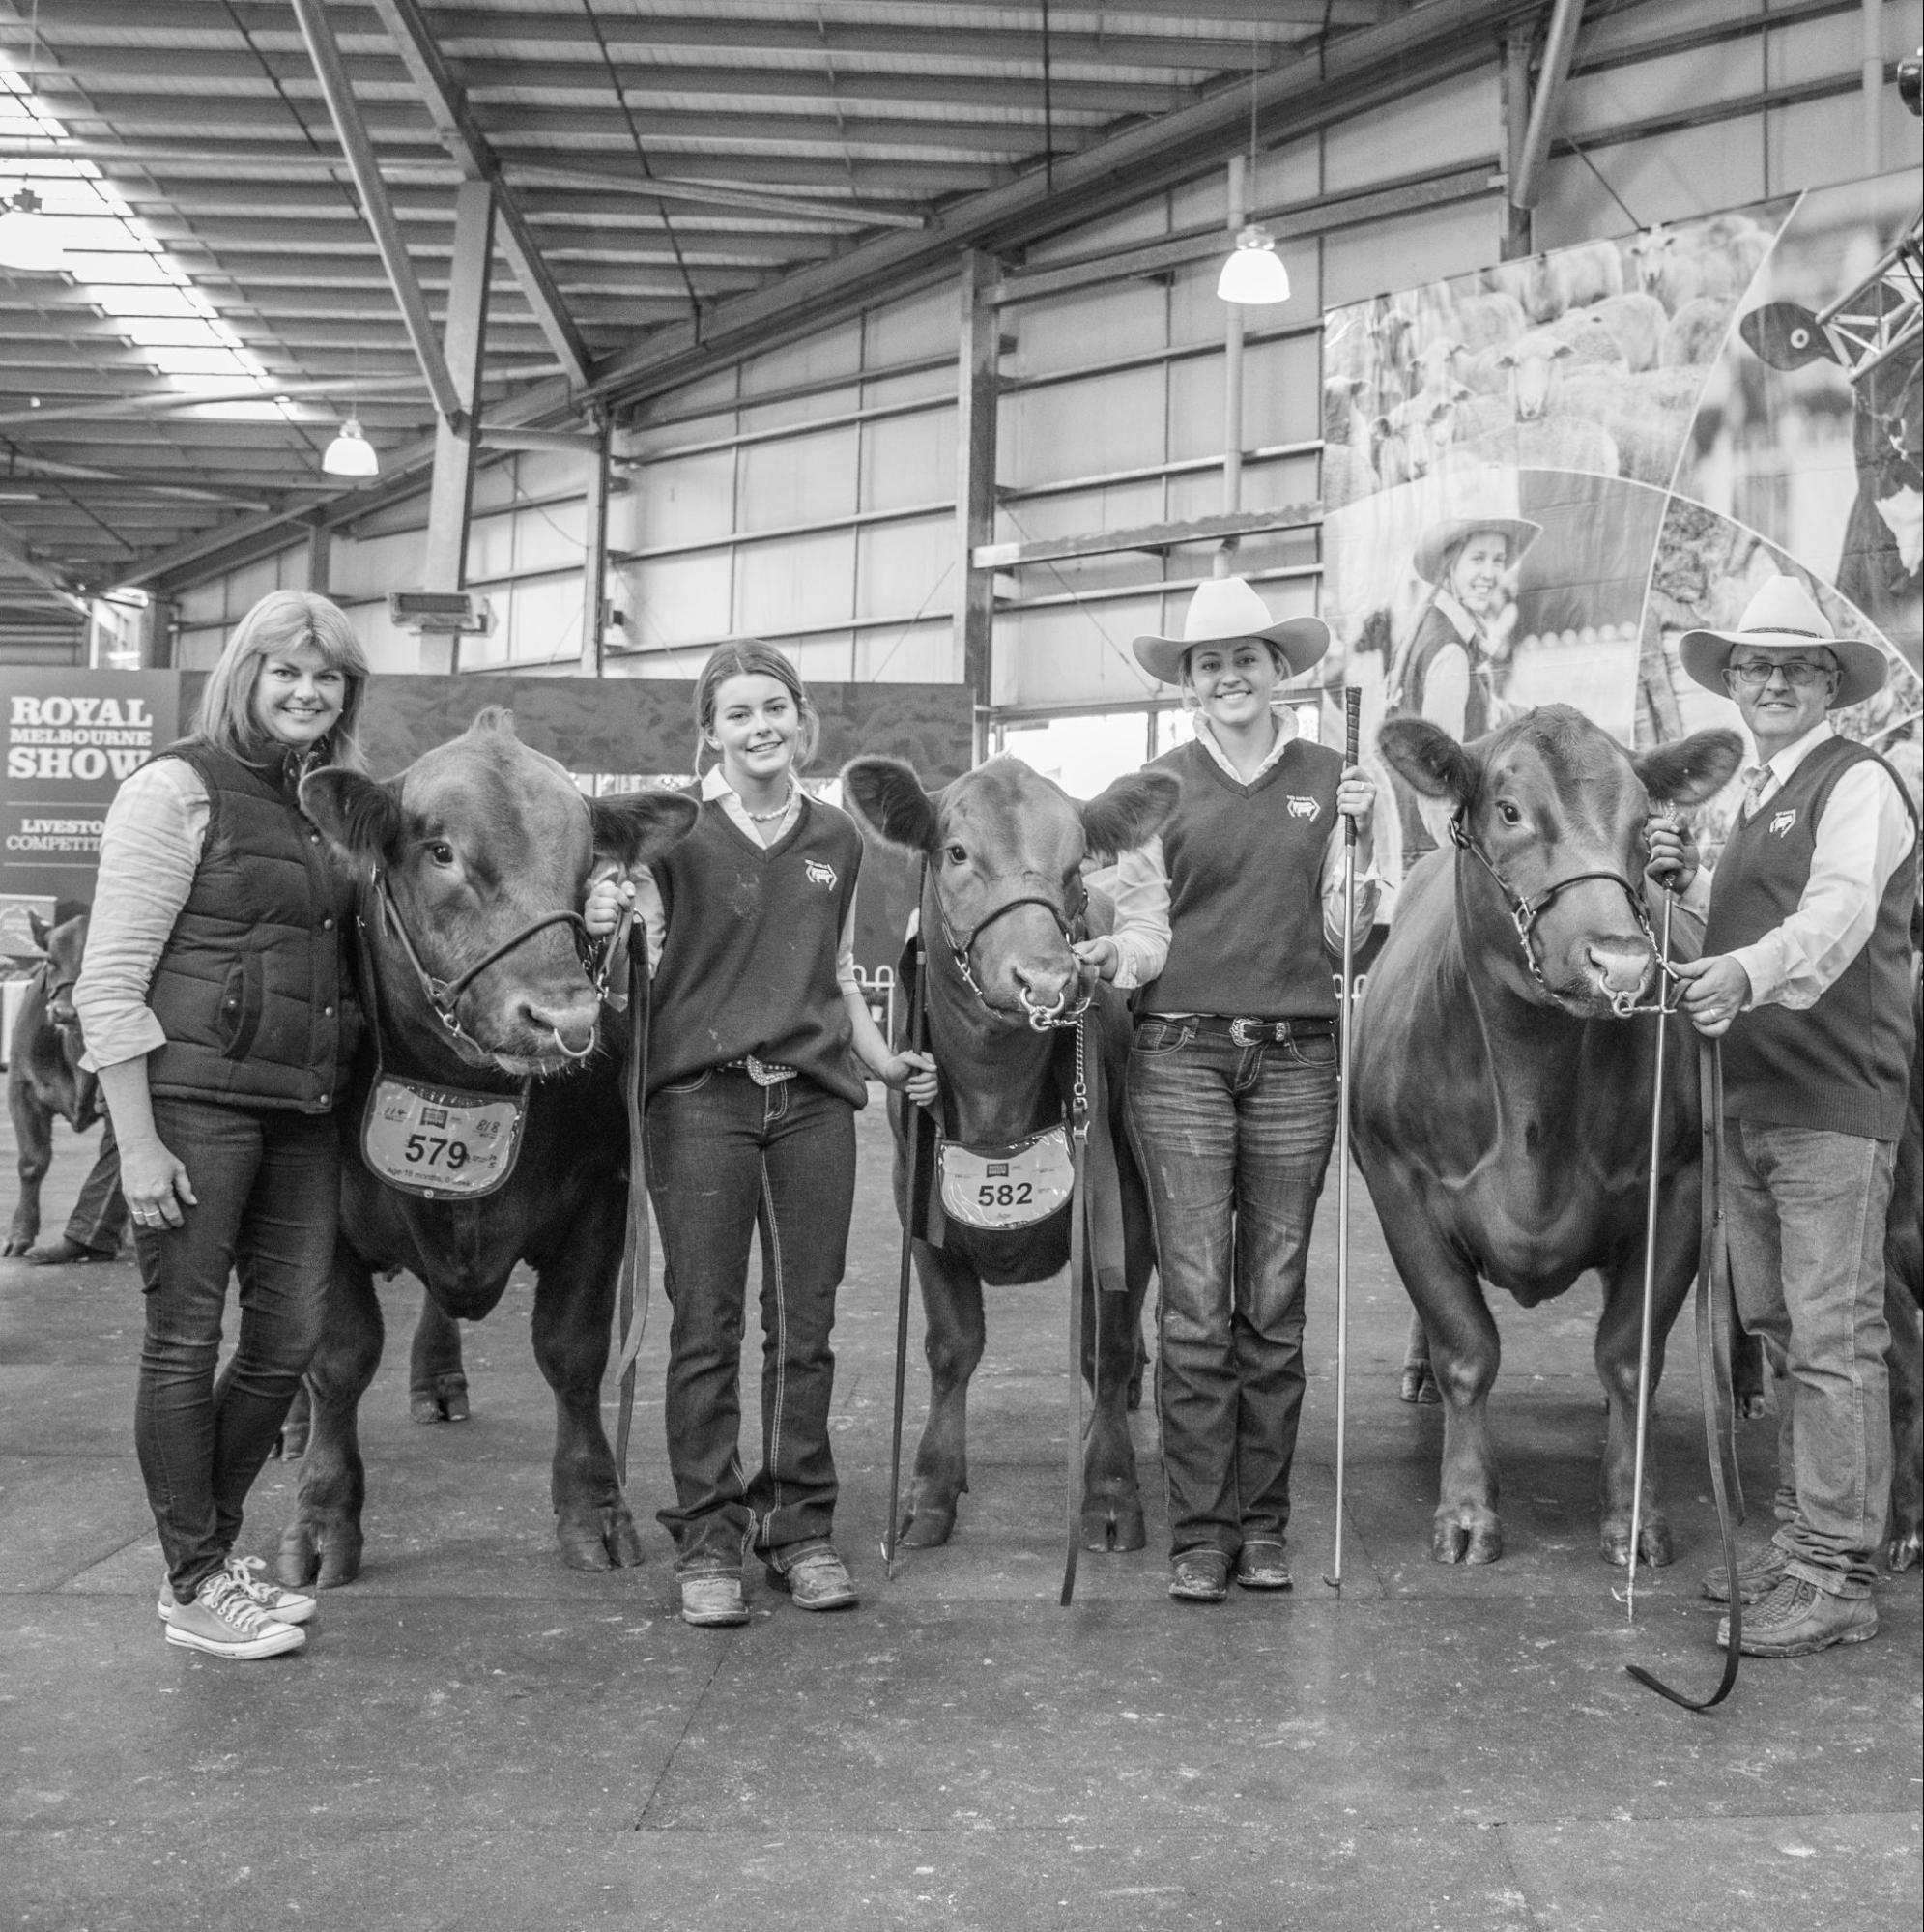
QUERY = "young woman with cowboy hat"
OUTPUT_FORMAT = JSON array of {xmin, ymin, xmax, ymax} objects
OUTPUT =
[
  {"xmin": 1648, "ymin": 573, "xmax": 1916, "ymax": 1657},
  {"xmin": 1387, "ymin": 514, "xmax": 1541, "ymax": 875},
  {"xmin": 1074, "ymin": 575, "xmax": 1379, "ymax": 1602}
]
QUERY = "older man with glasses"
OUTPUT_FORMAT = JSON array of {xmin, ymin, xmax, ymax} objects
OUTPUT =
[{"xmin": 1648, "ymin": 574, "xmax": 1916, "ymax": 1658}]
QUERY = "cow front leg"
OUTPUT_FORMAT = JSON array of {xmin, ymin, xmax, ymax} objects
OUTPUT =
[
  {"xmin": 1081, "ymin": 1280, "xmax": 1146, "ymax": 1551},
  {"xmin": 4, "ymin": 1077, "xmax": 51, "ymax": 1255},
  {"xmin": 901, "ymin": 1244, "xmax": 983, "ymax": 1547},
  {"xmin": 278, "ymin": 1251, "xmax": 383, "ymax": 1588},
  {"xmin": 409, "ymin": 1294, "xmax": 470, "ymax": 1425},
  {"xmin": 1885, "ymin": 1275, "xmax": 1923, "ymax": 1572},
  {"xmin": 1399, "ymin": 1312, "xmax": 1441, "ymax": 1404},
  {"xmin": 531, "ymin": 1210, "xmax": 642, "ymax": 1572},
  {"xmin": 1594, "ymin": 1240, "xmax": 1693, "ymax": 1569}
]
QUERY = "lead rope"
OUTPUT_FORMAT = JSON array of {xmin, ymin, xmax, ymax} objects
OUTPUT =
[
  {"xmin": 1061, "ymin": 1013, "xmax": 1092, "ymax": 1607},
  {"xmin": 883, "ymin": 859, "xmax": 931, "ymax": 1580},
  {"xmin": 1626, "ymin": 1034, "xmax": 1743, "ymax": 1711},
  {"xmin": 612, "ymin": 908, "xmax": 651, "ymax": 1485}
]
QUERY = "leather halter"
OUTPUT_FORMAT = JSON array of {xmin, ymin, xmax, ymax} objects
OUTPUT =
[
  {"xmin": 930, "ymin": 872, "xmax": 1095, "ymax": 1031},
  {"xmin": 1448, "ymin": 814, "xmax": 1656, "ymax": 1008},
  {"xmin": 370, "ymin": 870, "xmax": 605, "ymax": 1053}
]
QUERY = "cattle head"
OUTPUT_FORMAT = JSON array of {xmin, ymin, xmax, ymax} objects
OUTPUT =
[
  {"xmin": 302, "ymin": 709, "xmax": 697, "ymax": 1075},
  {"xmin": 1380, "ymin": 705, "xmax": 1742, "ymax": 1017},
  {"xmin": 843, "ymin": 753, "xmax": 1178, "ymax": 1028}
]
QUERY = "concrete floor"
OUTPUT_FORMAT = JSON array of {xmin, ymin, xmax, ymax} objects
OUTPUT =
[{"xmin": 2, "ymin": 1105, "xmax": 1918, "ymax": 1932}]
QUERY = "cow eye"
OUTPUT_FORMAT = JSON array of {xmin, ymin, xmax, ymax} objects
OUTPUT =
[
  {"xmin": 427, "ymin": 841, "xmax": 457, "ymax": 867},
  {"xmin": 1496, "ymin": 801, "xmax": 1522, "ymax": 826},
  {"xmin": 945, "ymin": 843, "xmax": 968, "ymax": 866}
]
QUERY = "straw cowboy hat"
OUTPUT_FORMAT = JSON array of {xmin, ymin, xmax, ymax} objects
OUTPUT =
[
  {"xmin": 1411, "ymin": 515, "xmax": 1541, "ymax": 587},
  {"xmin": 1679, "ymin": 574, "xmax": 1889, "ymax": 709},
  {"xmin": 1132, "ymin": 576, "xmax": 1331, "ymax": 686}
]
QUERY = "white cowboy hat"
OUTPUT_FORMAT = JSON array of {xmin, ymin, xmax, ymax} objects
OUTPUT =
[
  {"xmin": 1131, "ymin": 576, "xmax": 1331, "ymax": 686},
  {"xmin": 1678, "ymin": 574, "xmax": 1888, "ymax": 709},
  {"xmin": 1411, "ymin": 516, "xmax": 1541, "ymax": 587}
]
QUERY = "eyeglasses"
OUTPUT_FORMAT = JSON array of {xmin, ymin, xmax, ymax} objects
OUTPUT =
[{"xmin": 1726, "ymin": 657, "xmax": 1835, "ymax": 689}]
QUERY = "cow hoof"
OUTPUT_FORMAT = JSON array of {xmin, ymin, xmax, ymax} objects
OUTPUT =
[
  {"xmin": 1885, "ymin": 1531, "xmax": 1922, "ymax": 1573},
  {"xmin": 1399, "ymin": 1368, "xmax": 1442, "ymax": 1405},
  {"xmin": 1126, "ymin": 1373, "xmax": 1145, "ymax": 1414},
  {"xmin": 1080, "ymin": 1505, "xmax": 1146, "ymax": 1553},
  {"xmin": 1431, "ymin": 1517, "xmax": 1503, "ymax": 1565},
  {"xmin": 898, "ymin": 1508, "xmax": 955, "ymax": 1548},
  {"xmin": 278, "ymin": 1520, "xmax": 362, "ymax": 1590},
  {"xmin": 557, "ymin": 1505, "xmax": 644, "ymax": 1572},
  {"xmin": 1, "ymin": 1234, "xmax": 32, "ymax": 1257},
  {"xmin": 1734, "ymin": 1392, "xmax": 1769, "ymax": 1421},
  {"xmin": 410, "ymin": 1377, "xmax": 471, "ymax": 1425},
  {"xmin": 1600, "ymin": 1516, "xmax": 1673, "ymax": 1568}
]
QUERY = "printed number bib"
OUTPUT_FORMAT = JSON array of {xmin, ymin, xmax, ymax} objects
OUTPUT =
[
  {"xmin": 938, "ymin": 1125, "xmax": 1073, "ymax": 1231},
  {"xmin": 361, "ymin": 1074, "xmax": 527, "ymax": 1200}
]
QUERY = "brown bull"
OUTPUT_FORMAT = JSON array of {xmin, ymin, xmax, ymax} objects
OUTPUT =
[
  {"xmin": 843, "ymin": 754, "xmax": 1176, "ymax": 1551},
  {"xmin": 5, "ymin": 912, "xmax": 105, "ymax": 1256},
  {"xmin": 1355, "ymin": 706, "xmax": 1742, "ymax": 1566},
  {"xmin": 277, "ymin": 711, "xmax": 696, "ymax": 1587}
]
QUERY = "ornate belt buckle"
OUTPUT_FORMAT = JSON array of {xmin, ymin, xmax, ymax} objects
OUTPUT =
[{"xmin": 1229, "ymin": 1017, "xmax": 1265, "ymax": 1047}]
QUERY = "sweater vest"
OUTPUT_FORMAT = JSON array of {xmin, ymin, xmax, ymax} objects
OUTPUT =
[
  {"xmin": 647, "ymin": 793, "xmax": 866, "ymax": 1106},
  {"xmin": 1703, "ymin": 735, "xmax": 1917, "ymax": 1141},
  {"xmin": 145, "ymin": 741, "xmax": 357, "ymax": 1113},
  {"xmin": 1140, "ymin": 735, "xmax": 1343, "ymax": 1020},
  {"xmin": 1394, "ymin": 606, "xmax": 1490, "ymax": 863}
]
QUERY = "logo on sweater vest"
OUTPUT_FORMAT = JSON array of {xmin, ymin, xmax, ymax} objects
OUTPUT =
[
  {"xmin": 1286, "ymin": 795, "xmax": 1321, "ymax": 821},
  {"xmin": 804, "ymin": 859, "xmax": 839, "ymax": 888},
  {"xmin": 1769, "ymin": 809, "xmax": 1797, "ymax": 837}
]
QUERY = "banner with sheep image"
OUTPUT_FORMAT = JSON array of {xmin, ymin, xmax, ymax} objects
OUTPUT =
[{"xmin": 1317, "ymin": 171, "xmax": 1921, "ymax": 883}]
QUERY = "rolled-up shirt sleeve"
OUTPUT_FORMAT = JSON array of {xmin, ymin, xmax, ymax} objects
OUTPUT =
[
  {"xmin": 73, "ymin": 760, "xmax": 208, "ymax": 1071},
  {"xmin": 1105, "ymin": 837, "xmax": 1172, "ymax": 990},
  {"xmin": 1318, "ymin": 821, "xmax": 1383, "ymax": 955}
]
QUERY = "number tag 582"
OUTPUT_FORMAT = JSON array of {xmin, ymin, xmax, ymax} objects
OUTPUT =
[
  {"xmin": 938, "ymin": 1125, "xmax": 1073, "ymax": 1231},
  {"xmin": 361, "ymin": 1074, "xmax": 527, "ymax": 1199}
]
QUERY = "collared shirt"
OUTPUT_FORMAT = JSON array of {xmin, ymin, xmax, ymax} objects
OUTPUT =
[
  {"xmin": 74, "ymin": 756, "xmax": 214, "ymax": 1072},
  {"xmin": 1680, "ymin": 719, "xmax": 1916, "ymax": 1010},
  {"xmin": 631, "ymin": 764, "xmax": 862, "ymax": 995},
  {"xmin": 1105, "ymin": 711, "xmax": 1381, "ymax": 995}
]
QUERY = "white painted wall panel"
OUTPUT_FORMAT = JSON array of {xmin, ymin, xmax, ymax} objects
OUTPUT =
[
  {"xmin": 626, "ymin": 551, "xmax": 732, "ymax": 651},
  {"xmin": 1322, "ymin": 72, "xmax": 1498, "ymax": 193},
  {"xmin": 1007, "ymin": 280, "xmax": 1167, "ymax": 380},
  {"xmin": 853, "ymin": 621, "xmax": 955, "ymax": 683},
  {"xmin": 1323, "ymin": 199, "xmax": 1498, "ymax": 307},
  {"xmin": 733, "ymin": 530, "xmax": 857, "ymax": 637},
  {"xmin": 865, "ymin": 285, "xmax": 956, "ymax": 366},
  {"xmin": 1003, "ymin": 366, "xmax": 1166, "ymax": 491},
  {"xmin": 738, "ymin": 425, "xmax": 860, "ymax": 528},
  {"xmin": 854, "ymin": 516, "xmax": 950, "ymax": 623},
  {"xmin": 860, "ymin": 405, "xmax": 954, "ymax": 515},
  {"xmin": 629, "ymin": 449, "xmax": 736, "ymax": 552}
]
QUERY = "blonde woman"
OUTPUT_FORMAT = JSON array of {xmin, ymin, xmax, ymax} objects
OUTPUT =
[{"xmin": 76, "ymin": 591, "xmax": 369, "ymax": 1660}]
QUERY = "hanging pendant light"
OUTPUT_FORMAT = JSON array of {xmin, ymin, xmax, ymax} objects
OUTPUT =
[
  {"xmin": 322, "ymin": 415, "xmax": 379, "ymax": 477},
  {"xmin": 1218, "ymin": 21, "xmax": 1288, "ymax": 306},
  {"xmin": 1218, "ymin": 223, "xmax": 1291, "ymax": 304},
  {"xmin": 0, "ymin": 187, "xmax": 65, "ymax": 273}
]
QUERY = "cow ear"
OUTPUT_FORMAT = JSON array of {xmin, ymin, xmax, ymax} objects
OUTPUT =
[
  {"xmin": 589, "ymin": 787, "xmax": 699, "ymax": 870},
  {"xmin": 301, "ymin": 767, "xmax": 405, "ymax": 861},
  {"xmin": 27, "ymin": 911, "xmax": 48, "ymax": 950},
  {"xmin": 1080, "ymin": 769, "xmax": 1180, "ymax": 864},
  {"xmin": 1632, "ymin": 728, "xmax": 1745, "ymax": 808},
  {"xmin": 841, "ymin": 756, "xmax": 940, "ymax": 851},
  {"xmin": 1378, "ymin": 718, "xmax": 1478, "ymax": 806}
]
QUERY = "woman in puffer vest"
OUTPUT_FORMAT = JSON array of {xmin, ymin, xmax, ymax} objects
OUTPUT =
[{"xmin": 76, "ymin": 591, "xmax": 368, "ymax": 1661}]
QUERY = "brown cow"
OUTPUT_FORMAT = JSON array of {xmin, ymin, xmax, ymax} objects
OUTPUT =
[{"xmin": 1356, "ymin": 707, "xmax": 1742, "ymax": 1566}]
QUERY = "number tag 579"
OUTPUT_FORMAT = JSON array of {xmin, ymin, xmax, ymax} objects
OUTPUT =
[{"xmin": 361, "ymin": 1074, "xmax": 527, "ymax": 1200}]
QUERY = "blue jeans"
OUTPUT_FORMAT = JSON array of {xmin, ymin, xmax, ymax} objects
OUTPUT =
[
  {"xmin": 1723, "ymin": 1118, "xmax": 1894, "ymax": 1598},
  {"xmin": 133, "ymin": 1096, "xmax": 338, "ymax": 1602},
  {"xmin": 1126, "ymin": 1021, "xmax": 1338, "ymax": 1561},
  {"xmin": 646, "ymin": 1068, "xmax": 856, "ymax": 1573}
]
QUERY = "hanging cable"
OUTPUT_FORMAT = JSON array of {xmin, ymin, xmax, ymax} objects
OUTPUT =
[{"xmin": 1565, "ymin": 130, "xmax": 1648, "ymax": 235}]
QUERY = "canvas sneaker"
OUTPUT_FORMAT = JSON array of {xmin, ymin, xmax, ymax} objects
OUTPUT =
[
  {"xmin": 163, "ymin": 1572, "xmax": 305, "ymax": 1660},
  {"xmin": 159, "ymin": 1555, "xmax": 317, "ymax": 1627}
]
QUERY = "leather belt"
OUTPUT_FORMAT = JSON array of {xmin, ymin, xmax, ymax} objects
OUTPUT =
[
  {"xmin": 1144, "ymin": 1014, "xmax": 1336, "ymax": 1046},
  {"xmin": 719, "ymin": 1054, "xmax": 795, "ymax": 1086}
]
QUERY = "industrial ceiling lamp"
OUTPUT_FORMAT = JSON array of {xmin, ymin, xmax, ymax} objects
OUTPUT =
[
  {"xmin": 1217, "ymin": 23, "xmax": 1289, "ymax": 305},
  {"xmin": 0, "ymin": 3, "xmax": 68, "ymax": 274},
  {"xmin": 321, "ymin": 415, "xmax": 379, "ymax": 477}
]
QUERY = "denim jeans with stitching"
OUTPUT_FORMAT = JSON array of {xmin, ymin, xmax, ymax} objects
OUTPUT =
[
  {"xmin": 132, "ymin": 1095, "xmax": 338, "ymax": 1603},
  {"xmin": 646, "ymin": 1067, "xmax": 856, "ymax": 1573},
  {"xmin": 1723, "ymin": 1118, "xmax": 1895, "ymax": 1598},
  {"xmin": 1126, "ymin": 1020, "xmax": 1338, "ymax": 1562}
]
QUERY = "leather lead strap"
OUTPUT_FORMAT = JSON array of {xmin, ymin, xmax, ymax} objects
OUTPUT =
[
  {"xmin": 1626, "ymin": 1035, "xmax": 1742, "ymax": 1712},
  {"xmin": 884, "ymin": 859, "xmax": 931, "ymax": 1579},
  {"xmin": 613, "ymin": 939, "xmax": 652, "ymax": 1485},
  {"xmin": 1060, "ymin": 1015, "xmax": 1092, "ymax": 1607}
]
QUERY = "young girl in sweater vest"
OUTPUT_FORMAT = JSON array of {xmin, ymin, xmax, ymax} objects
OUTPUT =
[
  {"xmin": 1075, "ymin": 578, "xmax": 1378, "ymax": 1603},
  {"xmin": 596, "ymin": 643, "xmax": 934, "ymax": 1628}
]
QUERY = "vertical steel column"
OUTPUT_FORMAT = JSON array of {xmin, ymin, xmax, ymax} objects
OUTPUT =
[
  {"xmin": 304, "ymin": 522, "xmax": 333, "ymax": 598},
  {"xmin": 1217, "ymin": 154, "xmax": 1246, "ymax": 581},
  {"xmin": 1500, "ymin": 27, "xmax": 1536, "ymax": 260},
  {"xmin": 422, "ymin": 179, "xmax": 495, "ymax": 674},
  {"xmin": 1863, "ymin": 0, "xmax": 1886, "ymax": 178},
  {"xmin": 955, "ymin": 250, "xmax": 999, "ymax": 762},
  {"xmin": 585, "ymin": 421, "xmax": 611, "ymax": 678},
  {"xmin": 140, "ymin": 595, "xmax": 174, "ymax": 671}
]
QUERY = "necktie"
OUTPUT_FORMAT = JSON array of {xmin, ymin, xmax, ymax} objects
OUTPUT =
[{"xmin": 1739, "ymin": 764, "xmax": 1770, "ymax": 822}]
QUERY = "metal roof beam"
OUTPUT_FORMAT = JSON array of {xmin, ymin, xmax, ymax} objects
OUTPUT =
[
  {"xmin": 0, "ymin": 515, "xmax": 91, "ymax": 612},
  {"xmin": 286, "ymin": 0, "xmax": 460, "ymax": 418},
  {"xmin": 363, "ymin": 0, "xmax": 592, "ymax": 389}
]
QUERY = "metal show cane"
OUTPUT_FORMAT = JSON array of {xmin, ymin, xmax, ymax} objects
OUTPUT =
[
  {"xmin": 1323, "ymin": 686, "xmax": 1363, "ymax": 1594},
  {"xmin": 883, "ymin": 863, "xmax": 930, "ymax": 1580},
  {"xmin": 1621, "ymin": 822, "xmax": 1677, "ymax": 1620}
]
